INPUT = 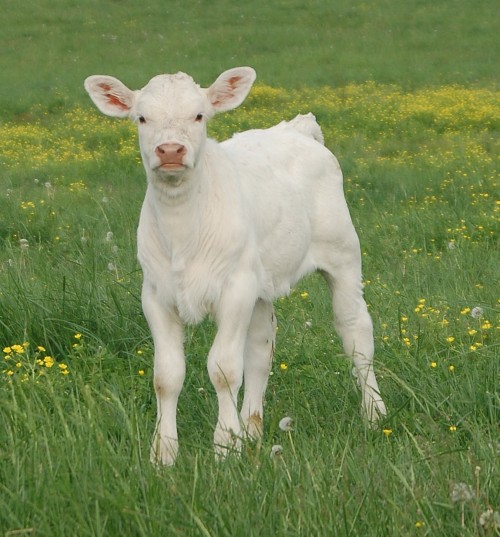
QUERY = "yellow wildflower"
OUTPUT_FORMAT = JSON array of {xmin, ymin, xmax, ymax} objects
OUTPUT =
[
  {"xmin": 43, "ymin": 356, "xmax": 55, "ymax": 368},
  {"xmin": 280, "ymin": 362, "xmax": 288, "ymax": 371}
]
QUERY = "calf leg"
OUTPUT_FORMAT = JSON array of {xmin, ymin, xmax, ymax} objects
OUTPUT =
[
  {"xmin": 207, "ymin": 276, "xmax": 258, "ymax": 458},
  {"xmin": 320, "ymin": 249, "xmax": 386, "ymax": 424},
  {"xmin": 240, "ymin": 299, "xmax": 277, "ymax": 439},
  {"xmin": 142, "ymin": 284, "xmax": 185, "ymax": 466}
]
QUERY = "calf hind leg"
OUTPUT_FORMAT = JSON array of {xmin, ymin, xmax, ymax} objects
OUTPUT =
[
  {"xmin": 240, "ymin": 299, "xmax": 277, "ymax": 439},
  {"xmin": 321, "ymin": 265, "xmax": 387, "ymax": 425}
]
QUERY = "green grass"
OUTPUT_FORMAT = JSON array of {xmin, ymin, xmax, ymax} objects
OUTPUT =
[
  {"xmin": 1, "ymin": 1, "xmax": 499, "ymax": 536},
  {"xmin": 0, "ymin": 0, "xmax": 498, "ymax": 118}
]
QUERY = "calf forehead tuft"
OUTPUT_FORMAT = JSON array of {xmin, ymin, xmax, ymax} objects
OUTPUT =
[
  {"xmin": 138, "ymin": 73, "xmax": 205, "ymax": 114},
  {"xmin": 143, "ymin": 72, "xmax": 200, "ymax": 94}
]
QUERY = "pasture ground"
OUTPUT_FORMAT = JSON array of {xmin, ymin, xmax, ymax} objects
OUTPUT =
[{"xmin": 0, "ymin": 1, "xmax": 498, "ymax": 536}]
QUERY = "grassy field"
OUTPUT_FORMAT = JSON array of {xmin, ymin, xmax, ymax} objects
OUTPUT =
[{"xmin": 1, "ymin": 1, "xmax": 499, "ymax": 536}]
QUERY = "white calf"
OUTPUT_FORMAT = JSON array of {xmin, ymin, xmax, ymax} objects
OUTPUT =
[{"xmin": 85, "ymin": 67, "xmax": 386, "ymax": 465}]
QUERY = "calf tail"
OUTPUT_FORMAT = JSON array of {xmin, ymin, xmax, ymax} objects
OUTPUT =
[{"xmin": 288, "ymin": 113, "xmax": 324, "ymax": 145}]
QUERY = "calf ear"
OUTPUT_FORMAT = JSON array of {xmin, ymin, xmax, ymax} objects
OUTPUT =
[
  {"xmin": 206, "ymin": 67, "xmax": 256, "ymax": 113},
  {"xmin": 84, "ymin": 75, "xmax": 136, "ymax": 118}
]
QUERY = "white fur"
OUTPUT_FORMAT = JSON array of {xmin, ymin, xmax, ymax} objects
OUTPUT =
[{"xmin": 85, "ymin": 67, "xmax": 386, "ymax": 465}]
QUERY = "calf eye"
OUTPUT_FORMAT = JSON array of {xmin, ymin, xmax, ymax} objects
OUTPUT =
[
  {"xmin": 195, "ymin": 113, "xmax": 203, "ymax": 122},
  {"xmin": 138, "ymin": 115, "xmax": 146, "ymax": 124}
]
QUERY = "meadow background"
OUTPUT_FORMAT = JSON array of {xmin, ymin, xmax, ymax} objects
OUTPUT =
[{"xmin": 0, "ymin": 0, "xmax": 498, "ymax": 535}]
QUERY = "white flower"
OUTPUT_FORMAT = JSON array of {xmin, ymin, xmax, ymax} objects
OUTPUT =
[
  {"xmin": 450, "ymin": 482, "xmax": 475, "ymax": 504},
  {"xmin": 270, "ymin": 445, "xmax": 283, "ymax": 458},
  {"xmin": 19, "ymin": 239, "xmax": 29, "ymax": 250},
  {"xmin": 279, "ymin": 416, "xmax": 293, "ymax": 432},
  {"xmin": 471, "ymin": 306, "xmax": 483, "ymax": 319},
  {"xmin": 479, "ymin": 508, "xmax": 500, "ymax": 530}
]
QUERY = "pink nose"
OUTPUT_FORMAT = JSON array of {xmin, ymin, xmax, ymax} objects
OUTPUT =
[{"xmin": 155, "ymin": 143, "xmax": 187, "ymax": 166}]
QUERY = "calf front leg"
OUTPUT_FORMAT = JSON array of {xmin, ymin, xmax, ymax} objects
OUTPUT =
[
  {"xmin": 207, "ymin": 276, "xmax": 257, "ymax": 458},
  {"xmin": 142, "ymin": 284, "xmax": 185, "ymax": 466}
]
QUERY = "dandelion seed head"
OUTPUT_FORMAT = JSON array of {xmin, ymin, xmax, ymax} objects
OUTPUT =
[
  {"xmin": 270, "ymin": 445, "xmax": 283, "ymax": 458},
  {"xmin": 19, "ymin": 239, "xmax": 29, "ymax": 250},
  {"xmin": 471, "ymin": 306, "xmax": 483, "ymax": 319},
  {"xmin": 279, "ymin": 417, "xmax": 293, "ymax": 432},
  {"xmin": 450, "ymin": 482, "xmax": 475, "ymax": 503},
  {"xmin": 479, "ymin": 509, "xmax": 500, "ymax": 530},
  {"xmin": 106, "ymin": 231, "xmax": 114, "ymax": 242}
]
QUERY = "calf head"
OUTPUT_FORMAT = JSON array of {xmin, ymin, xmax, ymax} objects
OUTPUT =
[{"xmin": 84, "ymin": 67, "xmax": 256, "ymax": 187}]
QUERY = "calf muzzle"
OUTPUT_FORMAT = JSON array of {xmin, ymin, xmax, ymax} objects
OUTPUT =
[{"xmin": 155, "ymin": 143, "xmax": 187, "ymax": 167}]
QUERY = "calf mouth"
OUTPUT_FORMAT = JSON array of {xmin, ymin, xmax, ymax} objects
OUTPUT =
[{"xmin": 158, "ymin": 163, "xmax": 186, "ymax": 171}]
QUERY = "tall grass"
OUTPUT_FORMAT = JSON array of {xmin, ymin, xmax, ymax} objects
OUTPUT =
[
  {"xmin": 1, "ymin": 81, "xmax": 498, "ymax": 536},
  {"xmin": 1, "ymin": 1, "xmax": 499, "ymax": 535}
]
